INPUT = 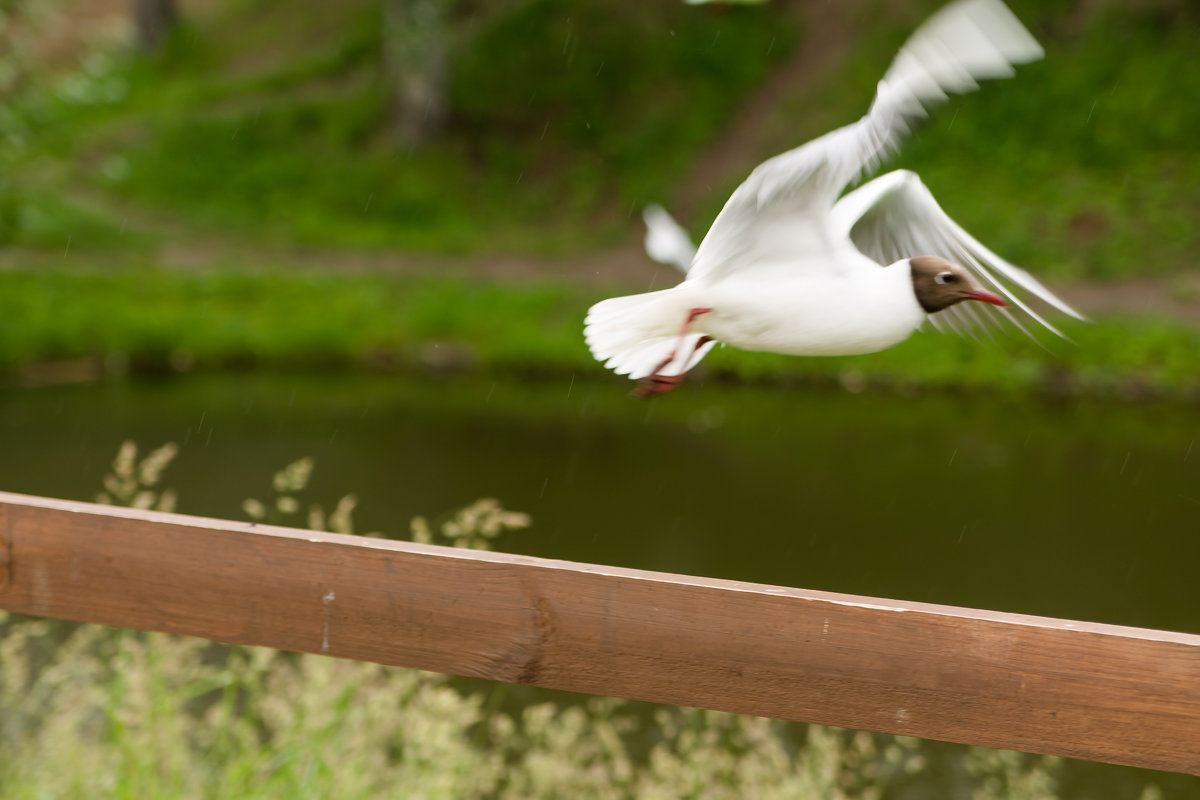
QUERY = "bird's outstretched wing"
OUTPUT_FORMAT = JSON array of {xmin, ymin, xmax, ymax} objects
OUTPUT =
[
  {"xmin": 642, "ymin": 205, "xmax": 697, "ymax": 274},
  {"xmin": 687, "ymin": 0, "xmax": 1042, "ymax": 285},
  {"xmin": 833, "ymin": 169, "xmax": 1084, "ymax": 340}
]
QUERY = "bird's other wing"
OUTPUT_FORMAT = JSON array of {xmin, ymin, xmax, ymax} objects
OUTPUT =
[
  {"xmin": 833, "ymin": 169, "xmax": 1084, "ymax": 341},
  {"xmin": 642, "ymin": 205, "xmax": 697, "ymax": 274},
  {"xmin": 687, "ymin": 0, "xmax": 1042, "ymax": 285}
]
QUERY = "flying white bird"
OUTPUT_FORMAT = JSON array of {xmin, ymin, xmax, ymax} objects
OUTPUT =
[{"xmin": 585, "ymin": 0, "xmax": 1083, "ymax": 397}]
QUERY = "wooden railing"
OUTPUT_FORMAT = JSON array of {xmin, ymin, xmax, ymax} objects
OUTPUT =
[{"xmin": 0, "ymin": 491, "xmax": 1197, "ymax": 775}]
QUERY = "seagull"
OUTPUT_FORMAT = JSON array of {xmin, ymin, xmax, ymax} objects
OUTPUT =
[{"xmin": 584, "ymin": 0, "xmax": 1083, "ymax": 398}]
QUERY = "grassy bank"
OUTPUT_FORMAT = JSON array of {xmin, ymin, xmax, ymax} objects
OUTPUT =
[
  {"xmin": 2, "ymin": 2, "xmax": 1197, "ymax": 400},
  {"xmin": 800, "ymin": 0, "xmax": 1200, "ymax": 283},
  {"xmin": 2, "ymin": 0, "xmax": 795, "ymax": 254},
  {"xmin": 3, "ymin": 2, "xmax": 1197, "ymax": 276},
  {"xmin": 2, "ymin": 268, "xmax": 1197, "ymax": 401}
]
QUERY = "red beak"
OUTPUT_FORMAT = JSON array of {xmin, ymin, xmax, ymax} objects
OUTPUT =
[{"xmin": 962, "ymin": 289, "xmax": 1008, "ymax": 308}]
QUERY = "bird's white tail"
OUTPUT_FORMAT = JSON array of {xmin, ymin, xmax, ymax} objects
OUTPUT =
[{"xmin": 584, "ymin": 291, "xmax": 716, "ymax": 380}]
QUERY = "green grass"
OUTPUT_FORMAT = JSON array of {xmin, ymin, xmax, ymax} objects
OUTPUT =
[
  {"xmin": 9, "ymin": 1, "xmax": 1192, "ymax": 274},
  {"xmin": 0, "ymin": 267, "xmax": 1197, "ymax": 400},
  {"xmin": 901, "ymin": 6, "xmax": 1200, "ymax": 281},
  {"xmin": 680, "ymin": 1, "xmax": 1200, "ymax": 283},
  {"xmin": 6, "ymin": 0, "xmax": 795, "ymax": 254},
  {"xmin": 1, "ymin": 2, "xmax": 1197, "ymax": 400},
  {"xmin": 0, "ymin": 268, "xmax": 585, "ymax": 372},
  {"xmin": 0, "ymin": 191, "xmax": 154, "ymax": 252}
]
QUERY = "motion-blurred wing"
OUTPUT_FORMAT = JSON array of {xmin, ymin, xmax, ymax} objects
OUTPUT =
[
  {"xmin": 688, "ymin": 0, "xmax": 1042, "ymax": 285},
  {"xmin": 833, "ymin": 169, "xmax": 1084, "ymax": 340},
  {"xmin": 643, "ymin": 205, "xmax": 697, "ymax": 274}
]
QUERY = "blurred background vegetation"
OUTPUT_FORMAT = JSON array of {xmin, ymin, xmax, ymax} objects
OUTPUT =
[
  {"xmin": 2, "ymin": 2, "xmax": 1200, "ymax": 797},
  {"xmin": 0, "ymin": 0, "xmax": 1197, "ymax": 395}
]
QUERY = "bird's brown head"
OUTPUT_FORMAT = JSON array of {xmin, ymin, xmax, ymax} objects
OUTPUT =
[{"xmin": 909, "ymin": 255, "xmax": 1008, "ymax": 314}]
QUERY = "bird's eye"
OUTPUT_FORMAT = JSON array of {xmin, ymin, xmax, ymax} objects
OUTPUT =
[{"xmin": 934, "ymin": 272, "xmax": 954, "ymax": 285}]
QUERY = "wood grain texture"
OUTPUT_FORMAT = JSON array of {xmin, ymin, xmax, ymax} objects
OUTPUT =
[{"xmin": 0, "ymin": 491, "xmax": 1197, "ymax": 774}]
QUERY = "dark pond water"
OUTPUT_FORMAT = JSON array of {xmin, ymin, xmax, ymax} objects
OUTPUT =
[{"xmin": 2, "ymin": 371, "xmax": 1198, "ymax": 797}]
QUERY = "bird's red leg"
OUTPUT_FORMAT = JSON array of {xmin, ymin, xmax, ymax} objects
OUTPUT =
[
  {"xmin": 632, "ymin": 309, "xmax": 712, "ymax": 399},
  {"xmin": 633, "ymin": 335, "xmax": 714, "ymax": 398}
]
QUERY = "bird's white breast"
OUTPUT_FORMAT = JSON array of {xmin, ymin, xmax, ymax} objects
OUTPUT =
[{"xmin": 685, "ymin": 260, "xmax": 925, "ymax": 357}]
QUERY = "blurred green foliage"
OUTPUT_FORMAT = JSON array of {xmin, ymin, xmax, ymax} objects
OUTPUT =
[
  {"xmin": 4, "ymin": 0, "xmax": 1196, "ymax": 271},
  {"xmin": 670, "ymin": 1, "xmax": 1200, "ymax": 282},
  {"xmin": 0, "ymin": 268, "xmax": 1196, "ymax": 399},
  {"xmin": 1, "ymin": 0, "xmax": 1197, "ymax": 395},
  {"xmin": 4, "ymin": 0, "xmax": 793, "ymax": 253},
  {"xmin": 0, "ymin": 605, "xmax": 1070, "ymax": 798},
  {"xmin": 849, "ymin": 1, "xmax": 1200, "ymax": 281}
]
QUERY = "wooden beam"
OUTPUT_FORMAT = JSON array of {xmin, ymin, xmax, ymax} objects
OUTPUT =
[{"xmin": 1, "ymin": 491, "xmax": 1197, "ymax": 774}]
